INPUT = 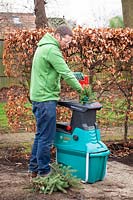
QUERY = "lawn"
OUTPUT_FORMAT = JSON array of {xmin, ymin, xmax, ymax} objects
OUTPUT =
[{"xmin": 0, "ymin": 102, "xmax": 9, "ymax": 129}]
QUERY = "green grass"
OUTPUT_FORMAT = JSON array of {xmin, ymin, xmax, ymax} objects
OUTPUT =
[
  {"xmin": 20, "ymin": 142, "xmax": 32, "ymax": 154},
  {"xmin": 0, "ymin": 102, "xmax": 9, "ymax": 129}
]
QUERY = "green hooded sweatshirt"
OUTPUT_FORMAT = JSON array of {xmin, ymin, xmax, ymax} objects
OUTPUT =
[{"xmin": 30, "ymin": 33, "xmax": 82, "ymax": 102}]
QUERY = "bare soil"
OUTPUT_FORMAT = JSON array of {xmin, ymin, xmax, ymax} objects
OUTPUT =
[{"xmin": 0, "ymin": 132, "xmax": 133, "ymax": 200}]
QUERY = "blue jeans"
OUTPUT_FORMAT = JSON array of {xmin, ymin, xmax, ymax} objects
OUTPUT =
[{"xmin": 28, "ymin": 101, "xmax": 57, "ymax": 175}]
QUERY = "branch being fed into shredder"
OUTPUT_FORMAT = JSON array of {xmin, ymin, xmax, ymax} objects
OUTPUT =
[
  {"xmin": 79, "ymin": 86, "xmax": 96, "ymax": 104},
  {"xmin": 73, "ymin": 72, "xmax": 96, "ymax": 104}
]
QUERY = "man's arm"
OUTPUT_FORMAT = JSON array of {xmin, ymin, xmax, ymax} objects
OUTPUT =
[{"xmin": 47, "ymin": 47, "xmax": 82, "ymax": 92}]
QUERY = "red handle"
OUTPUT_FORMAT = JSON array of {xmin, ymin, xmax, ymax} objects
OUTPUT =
[{"xmin": 79, "ymin": 75, "xmax": 89, "ymax": 87}]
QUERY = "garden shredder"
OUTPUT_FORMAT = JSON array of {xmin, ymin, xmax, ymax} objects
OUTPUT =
[{"xmin": 54, "ymin": 73, "xmax": 110, "ymax": 183}]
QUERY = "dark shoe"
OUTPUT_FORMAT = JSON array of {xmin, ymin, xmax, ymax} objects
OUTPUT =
[{"xmin": 28, "ymin": 171, "xmax": 38, "ymax": 178}]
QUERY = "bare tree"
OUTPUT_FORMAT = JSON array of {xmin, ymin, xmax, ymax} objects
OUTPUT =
[
  {"xmin": 34, "ymin": 0, "xmax": 48, "ymax": 29},
  {"xmin": 121, "ymin": 0, "xmax": 133, "ymax": 28}
]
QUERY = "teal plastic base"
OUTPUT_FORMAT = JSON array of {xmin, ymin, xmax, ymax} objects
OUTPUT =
[
  {"xmin": 56, "ymin": 148, "xmax": 110, "ymax": 183},
  {"xmin": 55, "ymin": 127, "xmax": 110, "ymax": 183}
]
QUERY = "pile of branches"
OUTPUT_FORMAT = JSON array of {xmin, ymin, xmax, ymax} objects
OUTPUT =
[{"xmin": 32, "ymin": 162, "xmax": 82, "ymax": 194}]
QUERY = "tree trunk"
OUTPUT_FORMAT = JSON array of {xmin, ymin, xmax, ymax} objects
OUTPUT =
[
  {"xmin": 34, "ymin": 0, "xmax": 48, "ymax": 29},
  {"xmin": 121, "ymin": 0, "xmax": 133, "ymax": 28},
  {"xmin": 124, "ymin": 111, "xmax": 128, "ymax": 142}
]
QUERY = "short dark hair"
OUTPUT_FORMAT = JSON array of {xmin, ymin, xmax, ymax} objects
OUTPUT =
[{"xmin": 55, "ymin": 25, "xmax": 73, "ymax": 37}]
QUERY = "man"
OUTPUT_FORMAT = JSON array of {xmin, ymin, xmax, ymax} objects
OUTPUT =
[{"xmin": 28, "ymin": 25, "xmax": 82, "ymax": 178}]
